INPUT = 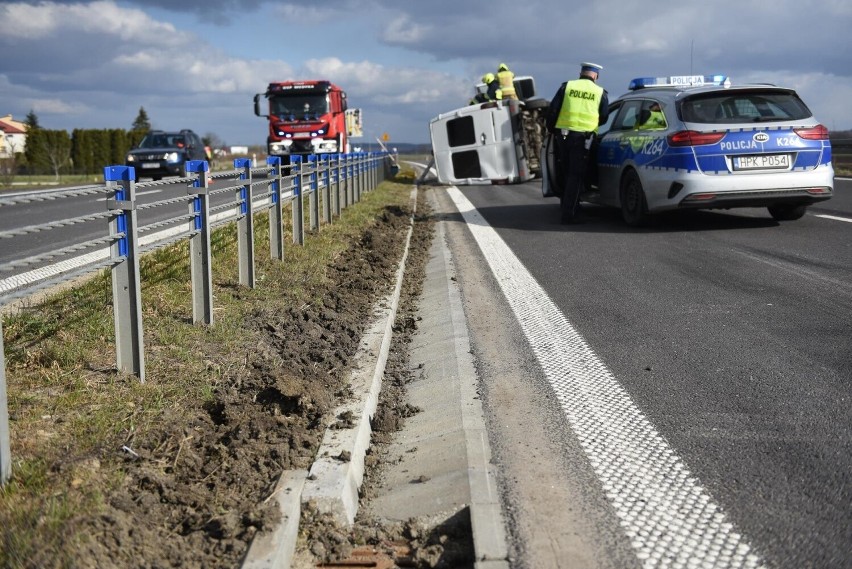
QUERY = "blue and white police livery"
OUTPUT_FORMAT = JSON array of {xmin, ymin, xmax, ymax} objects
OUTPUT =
[{"xmin": 542, "ymin": 75, "xmax": 834, "ymax": 225}]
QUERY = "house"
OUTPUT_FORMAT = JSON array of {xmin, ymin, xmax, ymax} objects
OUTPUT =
[{"xmin": 0, "ymin": 115, "xmax": 28, "ymax": 158}]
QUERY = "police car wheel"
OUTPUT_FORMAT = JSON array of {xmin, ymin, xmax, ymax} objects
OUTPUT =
[
  {"xmin": 767, "ymin": 204, "xmax": 807, "ymax": 221},
  {"xmin": 620, "ymin": 169, "xmax": 649, "ymax": 227}
]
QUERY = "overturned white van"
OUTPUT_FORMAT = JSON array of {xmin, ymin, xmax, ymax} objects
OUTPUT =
[{"xmin": 428, "ymin": 77, "xmax": 549, "ymax": 186}]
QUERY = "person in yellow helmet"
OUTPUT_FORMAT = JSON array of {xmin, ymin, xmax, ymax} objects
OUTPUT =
[
  {"xmin": 496, "ymin": 62, "xmax": 517, "ymax": 100},
  {"xmin": 545, "ymin": 62, "xmax": 609, "ymax": 224},
  {"xmin": 470, "ymin": 72, "xmax": 502, "ymax": 105},
  {"xmin": 484, "ymin": 72, "xmax": 502, "ymax": 101}
]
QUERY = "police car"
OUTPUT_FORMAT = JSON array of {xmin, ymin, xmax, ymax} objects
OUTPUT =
[{"xmin": 542, "ymin": 75, "xmax": 834, "ymax": 225}]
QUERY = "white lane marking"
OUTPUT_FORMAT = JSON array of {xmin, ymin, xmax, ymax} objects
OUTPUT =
[
  {"xmin": 446, "ymin": 186, "xmax": 764, "ymax": 569},
  {"xmin": 814, "ymin": 214, "xmax": 852, "ymax": 223}
]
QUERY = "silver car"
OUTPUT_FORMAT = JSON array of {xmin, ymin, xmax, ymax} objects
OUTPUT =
[{"xmin": 543, "ymin": 75, "xmax": 834, "ymax": 225}]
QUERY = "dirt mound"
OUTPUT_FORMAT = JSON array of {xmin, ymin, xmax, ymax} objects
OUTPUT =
[{"xmin": 60, "ymin": 203, "xmax": 420, "ymax": 568}]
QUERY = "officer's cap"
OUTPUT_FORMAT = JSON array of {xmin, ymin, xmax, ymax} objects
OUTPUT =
[{"xmin": 580, "ymin": 62, "xmax": 603, "ymax": 74}]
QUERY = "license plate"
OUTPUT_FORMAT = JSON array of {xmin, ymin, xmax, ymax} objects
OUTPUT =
[
  {"xmin": 293, "ymin": 132, "xmax": 311, "ymax": 139},
  {"xmin": 733, "ymin": 154, "xmax": 790, "ymax": 171},
  {"xmin": 141, "ymin": 162, "xmax": 159, "ymax": 169}
]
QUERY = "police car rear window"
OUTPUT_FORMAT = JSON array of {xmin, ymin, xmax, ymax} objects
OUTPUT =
[{"xmin": 679, "ymin": 89, "xmax": 812, "ymax": 124}]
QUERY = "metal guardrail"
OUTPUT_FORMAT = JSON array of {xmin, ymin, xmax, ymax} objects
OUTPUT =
[
  {"xmin": 832, "ymin": 149, "xmax": 852, "ymax": 172},
  {"xmin": 0, "ymin": 151, "xmax": 395, "ymax": 484}
]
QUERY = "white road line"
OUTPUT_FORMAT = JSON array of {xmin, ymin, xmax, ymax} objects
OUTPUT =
[
  {"xmin": 446, "ymin": 186, "xmax": 764, "ymax": 569},
  {"xmin": 814, "ymin": 214, "xmax": 852, "ymax": 223}
]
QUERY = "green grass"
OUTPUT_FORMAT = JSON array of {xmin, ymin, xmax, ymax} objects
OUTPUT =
[{"xmin": 0, "ymin": 165, "xmax": 420, "ymax": 567}]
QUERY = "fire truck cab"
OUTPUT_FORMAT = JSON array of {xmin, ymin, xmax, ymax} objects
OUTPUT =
[{"xmin": 254, "ymin": 80, "xmax": 361, "ymax": 157}]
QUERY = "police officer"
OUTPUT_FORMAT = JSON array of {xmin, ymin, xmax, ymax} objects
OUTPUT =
[
  {"xmin": 546, "ymin": 62, "xmax": 609, "ymax": 224},
  {"xmin": 637, "ymin": 101, "xmax": 666, "ymax": 130},
  {"xmin": 496, "ymin": 63, "xmax": 517, "ymax": 100}
]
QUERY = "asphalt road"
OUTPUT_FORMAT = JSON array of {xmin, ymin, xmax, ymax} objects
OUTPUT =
[{"xmin": 431, "ymin": 177, "xmax": 851, "ymax": 568}]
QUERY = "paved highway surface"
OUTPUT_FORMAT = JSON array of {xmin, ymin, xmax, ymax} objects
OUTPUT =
[{"xmin": 430, "ymin": 177, "xmax": 851, "ymax": 568}]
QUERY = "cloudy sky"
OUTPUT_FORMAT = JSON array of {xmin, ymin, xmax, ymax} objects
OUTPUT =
[{"xmin": 2, "ymin": 0, "xmax": 851, "ymax": 147}]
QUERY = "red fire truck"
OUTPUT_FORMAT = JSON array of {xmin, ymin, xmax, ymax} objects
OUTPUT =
[{"xmin": 253, "ymin": 80, "xmax": 362, "ymax": 158}]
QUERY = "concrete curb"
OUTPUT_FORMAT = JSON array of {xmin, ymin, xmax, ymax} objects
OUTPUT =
[
  {"xmin": 429, "ymin": 216, "xmax": 510, "ymax": 569},
  {"xmin": 241, "ymin": 470, "xmax": 307, "ymax": 569}
]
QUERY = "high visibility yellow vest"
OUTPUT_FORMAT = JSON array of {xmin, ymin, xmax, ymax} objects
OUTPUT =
[
  {"xmin": 638, "ymin": 109, "xmax": 666, "ymax": 130},
  {"xmin": 497, "ymin": 70, "xmax": 517, "ymax": 100},
  {"xmin": 555, "ymin": 79, "xmax": 604, "ymax": 132}
]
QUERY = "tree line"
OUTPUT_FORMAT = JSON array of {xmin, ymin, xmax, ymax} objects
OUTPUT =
[{"xmin": 17, "ymin": 108, "xmax": 153, "ymax": 179}]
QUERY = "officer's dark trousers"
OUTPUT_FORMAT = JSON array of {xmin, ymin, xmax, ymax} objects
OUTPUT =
[{"xmin": 556, "ymin": 131, "xmax": 588, "ymax": 221}]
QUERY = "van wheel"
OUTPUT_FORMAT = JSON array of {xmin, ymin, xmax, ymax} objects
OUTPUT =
[
  {"xmin": 524, "ymin": 98, "xmax": 550, "ymax": 110},
  {"xmin": 620, "ymin": 169, "xmax": 649, "ymax": 226},
  {"xmin": 768, "ymin": 204, "xmax": 807, "ymax": 221}
]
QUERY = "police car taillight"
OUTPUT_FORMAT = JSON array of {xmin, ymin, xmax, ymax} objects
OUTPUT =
[
  {"xmin": 666, "ymin": 131, "xmax": 726, "ymax": 147},
  {"xmin": 794, "ymin": 124, "xmax": 829, "ymax": 140}
]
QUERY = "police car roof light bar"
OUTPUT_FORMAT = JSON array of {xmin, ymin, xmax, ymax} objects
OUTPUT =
[{"xmin": 628, "ymin": 75, "xmax": 730, "ymax": 90}]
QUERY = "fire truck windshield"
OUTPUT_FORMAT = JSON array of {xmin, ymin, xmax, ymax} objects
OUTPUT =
[{"xmin": 270, "ymin": 94, "xmax": 329, "ymax": 117}]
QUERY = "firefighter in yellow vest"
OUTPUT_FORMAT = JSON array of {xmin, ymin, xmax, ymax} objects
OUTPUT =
[
  {"xmin": 496, "ymin": 63, "xmax": 517, "ymax": 100},
  {"xmin": 470, "ymin": 73, "xmax": 502, "ymax": 105},
  {"xmin": 546, "ymin": 62, "xmax": 609, "ymax": 224}
]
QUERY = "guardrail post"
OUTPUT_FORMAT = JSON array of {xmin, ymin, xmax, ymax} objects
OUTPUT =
[
  {"xmin": 340, "ymin": 154, "xmax": 348, "ymax": 210},
  {"xmin": 291, "ymin": 155, "xmax": 304, "ymax": 245},
  {"xmin": 322, "ymin": 154, "xmax": 332, "ymax": 224},
  {"xmin": 0, "ymin": 319, "xmax": 11, "ymax": 485},
  {"xmin": 235, "ymin": 158, "xmax": 255, "ymax": 288},
  {"xmin": 266, "ymin": 156, "xmax": 284, "ymax": 261},
  {"xmin": 347, "ymin": 154, "xmax": 355, "ymax": 206},
  {"xmin": 105, "ymin": 165, "xmax": 145, "ymax": 382},
  {"xmin": 187, "ymin": 160, "xmax": 213, "ymax": 326},
  {"xmin": 308, "ymin": 154, "xmax": 319, "ymax": 232},
  {"xmin": 367, "ymin": 152, "xmax": 373, "ymax": 191},
  {"xmin": 352, "ymin": 153, "xmax": 360, "ymax": 202},
  {"xmin": 356, "ymin": 153, "xmax": 361, "ymax": 197},
  {"xmin": 332, "ymin": 154, "xmax": 342, "ymax": 217}
]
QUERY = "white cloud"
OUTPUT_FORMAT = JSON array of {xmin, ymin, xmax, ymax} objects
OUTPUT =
[
  {"xmin": 31, "ymin": 98, "xmax": 89, "ymax": 115},
  {"xmin": 271, "ymin": 4, "xmax": 339, "ymax": 25},
  {"xmin": 0, "ymin": 1, "xmax": 179, "ymax": 42},
  {"xmin": 382, "ymin": 14, "xmax": 428, "ymax": 44}
]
